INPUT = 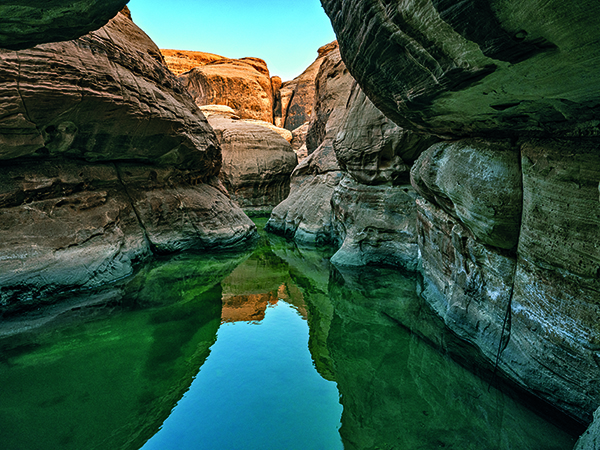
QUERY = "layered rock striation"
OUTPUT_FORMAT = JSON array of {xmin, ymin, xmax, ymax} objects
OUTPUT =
[
  {"xmin": 0, "ymin": 0, "xmax": 129, "ymax": 50},
  {"xmin": 268, "ymin": 47, "xmax": 435, "ymax": 270},
  {"xmin": 208, "ymin": 114, "xmax": 297, "ymax": 213},
  {"xmin": 179, "ymin": 57, "xmax": 277, "ymax": 123},
  {"xmin": 0, "ymin": 10, "xmax": 256, "ymax": 316},
  {"xmin": 322, "ymin": 0, "xmax": 600, "ymax": 424}
]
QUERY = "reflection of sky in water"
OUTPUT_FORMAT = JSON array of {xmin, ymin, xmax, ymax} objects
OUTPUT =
[
  {"xmin": 0, "ymin": 218, "xmax": 579, "ymax": 450},
  {"xmin": 142, "ymin": 301, "xmax": 343, "ymax": 450}
]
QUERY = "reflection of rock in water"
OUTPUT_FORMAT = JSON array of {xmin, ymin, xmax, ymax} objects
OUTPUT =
[
  {"xmin": 326, "ymin": 265, "xmax": 577, "ymax": 450},
  {"xmin": 0, "ymin": 252, "xmax": 232, "ymax": 450}
]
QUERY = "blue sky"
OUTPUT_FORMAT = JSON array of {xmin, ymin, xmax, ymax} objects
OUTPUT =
[{"xmin": 127, "ymin": 0, "xmax": 336, "ymax": 81}]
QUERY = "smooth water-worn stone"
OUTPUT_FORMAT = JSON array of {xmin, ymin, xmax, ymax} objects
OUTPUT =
[
  {"xmin": 415, "ymin": 198, "xmax": 517, "ymax": 362},
  {"xmin": 208, "ymin": 116, "xmax": 297, "ymax": 211},
  {"xmin": 267, "ymin": 144, "xmax": 342, "ymax": 244},
  {"xmin": 411, "ymin": 139, "xmax": 523, "ymax": 249},
  {"xmin": 267, "ymin": 46, "xmax": 352, "ymax": 244},
  {"xmin": 274, "ymin": 41, "xmax": 338, "ymax": 131},
  {"xmin": 0, "ymin": 11, "xmax": 257, "ymax": 314},
  {"xmin": 321, "ymin": 0, "xmax": 600, "ymax": 138},
  {"xmin": 0, "ymin": 0, "xmax": 129, "ymax": 50},
  {"xmin": 502, "ymin": 138, "xmax": 600, "ymax": 421},
  {"xmin": 180, "ymin": 57, "xmax": 274, "ymax": 123},
  {"xmin": 328, "ymin": 265, "xmax": 575, "ymax": 450},
  {"xmin": 576, "ymin": 407, "xmax": 600, "ymax": 450},
  {"xmin": 334, "ymin": 86, "xmax": 438, "ymax": 185},
  {"xmin": 0, "ymin": 10, "xmax": 219, "ymax": 171},
  {"xmin": 330, "ymin": 176, "xmax": 419, "ymax": 270}
]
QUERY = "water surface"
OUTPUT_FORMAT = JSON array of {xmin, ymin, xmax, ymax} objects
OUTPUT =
[{"xmin": 0, "ymin": 218, "xmax": 578, "ymax": 450}]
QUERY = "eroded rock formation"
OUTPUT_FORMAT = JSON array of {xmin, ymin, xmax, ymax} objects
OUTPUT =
[
  {"xmin": 268, "ymin": 47, "xmax": 434, "ymax": 270},
  {"xmin": 321, "ymin": 0, "xmax": 600, "ymax": 424},
  {"xmin": 208, "ymin": 115, "xmax": 297, "ymax": 213},
  {"xmin": 274, "ymin": 41, "xmax": 338, "ymax": 132},
  {"xmin": 0, "ymin": 10, "xmax": 256, "ymax": 315},
  {"xmin": 160, "ymin": 49, "xmax": 225, "ymax": 76},
  {"xmin": 180, "ymin": 57, "xmax": 276, "ymax": 123},
  {"xmin": 0, "ymin": 0, "xmax": 129, "ymax": 50}
]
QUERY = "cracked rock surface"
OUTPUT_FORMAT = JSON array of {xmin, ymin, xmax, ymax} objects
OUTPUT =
[{"xmin": 0, "ymin": 10, "xmax": 256, "ymax": 315}]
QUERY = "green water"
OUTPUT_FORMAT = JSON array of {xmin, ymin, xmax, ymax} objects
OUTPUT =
[{"xmin": 0, "ymin": 218, "xmax": 578, "ymax": 450}]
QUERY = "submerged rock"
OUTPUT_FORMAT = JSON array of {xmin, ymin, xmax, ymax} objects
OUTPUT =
[{"xmin": 0, "ymin": 10, "xmax": 256, "ymax": 315}]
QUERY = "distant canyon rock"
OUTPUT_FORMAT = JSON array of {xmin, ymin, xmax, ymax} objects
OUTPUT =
[
  {"xmin": 160, "ymin": 49, "xmax": 226, "ymax": 76},
  {"xmin": 208, "ymin": 115, "xmax": 297, "ymax": 212},
  {"xmin": 179, "ymin": 57, "xmax": 277, "ymax": 123},
  {"xmin": 0, "ymin": 9, "xmax": 256, "ymax": 315}
]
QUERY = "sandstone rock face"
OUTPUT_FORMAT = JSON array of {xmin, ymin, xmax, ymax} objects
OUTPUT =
[
  {"xmin": 208, "ymin": 116, "xmax": 297, "ymax": 212},
  {"xmin": 576, "ymin": 407, "xmax": 600, "ymax": 450},
  {"xmin": 160, "ymin": 49, "xmax": 225, "ymax": 76},
  {"xmin": 269, "ymin": 47, "xmax": 432, "ymax": 271},
  {"xmin": 321, "ymin": 0, "xmax": 600, "ymax": 138},
  {"xmin": 322, "ymin": 0, "xmax": 600, "ymax": 425},
  {"xmin": 0, "ymin": 11, "xmax": 256, "ymax": 315},
  {"xmin": 330, "ymin": 176, "xmax": 419, "ymax": 270},
  {"xmin": 274, "ymin": 41, "xmax": 338, "ymax": 131},
  {"xmin": 0, "ymin": 0, "xmax": 129, "ymax": 50},
  {"xmin": 267, "ymin": 143, "xmax": 343, "ymax": 244},
  {"xmin": 411, "ymin": 139, "xmax": 523, "ymax": 249},
  {"xmin": 267, "ymin": 46, "xmax": 352, "ymax": 244},
  {"xmin": 180, "ymin": 57, "xmax": 274, "ymax": 123}
]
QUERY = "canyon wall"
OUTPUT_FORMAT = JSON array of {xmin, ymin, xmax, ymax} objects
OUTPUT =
[
  {"xmin": 0, "ymin": 0, "xmax": 129, "ymax": 50},
  {"xmin": 321, "ymin": 0, "xmax": 600, "ymax": 424},
  {"xmin": 0, "ymin": 10, "xmax": 256, "ymax": 316},
  {"xmin": 267, "ymin": 47, "xmax": 435, "ymax": 270}
]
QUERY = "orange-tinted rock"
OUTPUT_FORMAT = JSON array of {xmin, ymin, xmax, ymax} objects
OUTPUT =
[
  {"xmin": 274, "ymin": 41, "xmax": 338, "ymax": 131},
  {"xmin": 0, "ymin": 0, "xmax": 128, "ymax": 50},
  {"xmin": 160, "ymin": 49, "xmax": 225, "ymax": 76},
  {"xmin": 180, "ymin": 57, "xmax": 274, "ymax": 123}
]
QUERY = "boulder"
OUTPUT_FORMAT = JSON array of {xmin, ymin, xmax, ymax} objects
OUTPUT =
[
  {"xmin": 321, "ymin": 0, "xmax": 600, "ymax": 138},
  {"xmin": 0, "ymin": 0, "xmax": 129, "ymax": 50},
  {"xmin": 208, "ymin": 116, "xmax": 297, "ymax": 212},
  {"xmin": 0, "ymin": 10, "xmax": 256, "ymax": 315},
  {"xmin": 180, "ymin": 57, "xmax": 274, "ymax": 123},
  {"xmin": 334, "ymin": 86, "xmax": 438, "ymax": 185}
]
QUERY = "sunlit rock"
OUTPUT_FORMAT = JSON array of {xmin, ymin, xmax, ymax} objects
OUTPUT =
[
  {"xmin": 180, "ymin": 57, "xmax": 275, "ymax": 123},
  {"xmin": 208, "ymin": 116, "xmax": 297, "ymax": 212}
]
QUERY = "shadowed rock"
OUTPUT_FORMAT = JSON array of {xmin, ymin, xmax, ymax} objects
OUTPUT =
[
  {"xmin": 321, "ymin": 0, "xmax": 600, "ymax": 138},
  {"xmin": 0, "ymin": 0, "xmax": 129, "ymax": 50},
  {"xmin": 0, "ymin": 10, "xmax": 256, "ymax": 315}
]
